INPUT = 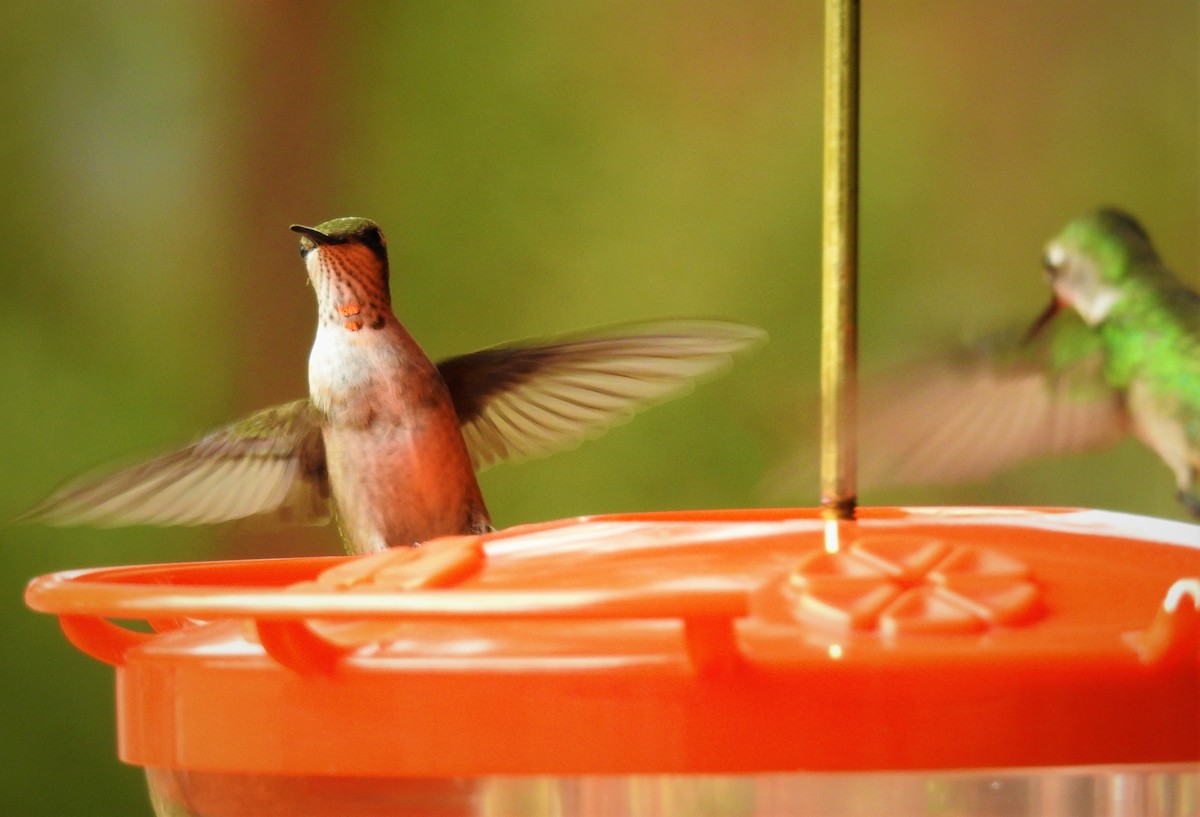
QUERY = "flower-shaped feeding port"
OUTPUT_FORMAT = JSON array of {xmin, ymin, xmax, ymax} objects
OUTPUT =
[{"xmin": 757, "ymin": 534, "xmax": 1043, "ymax": 636}]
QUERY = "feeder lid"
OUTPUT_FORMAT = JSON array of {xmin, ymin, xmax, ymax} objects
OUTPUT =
[{"xmin": 24, "ymin": 507, "xmax": 1200, "ymax": 776}]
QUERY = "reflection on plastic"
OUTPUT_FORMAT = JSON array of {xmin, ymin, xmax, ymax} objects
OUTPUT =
[{"xmin": 145, "ymin": 767, "xmax": 1199, "ymax": 817}]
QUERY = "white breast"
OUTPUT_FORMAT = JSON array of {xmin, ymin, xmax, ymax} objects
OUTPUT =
[{"xmin": 308, "ymin": 323, "xmax": 391, "ymax": 410}]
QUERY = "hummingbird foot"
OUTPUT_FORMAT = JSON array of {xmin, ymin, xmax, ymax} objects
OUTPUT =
[
  {"xmin": 464, "ymin": 499, "xmax": 494, "ymax": 536},
  {"xmin": 1174, "ymin": 488, "xmax": 1200, "ymax": 520}
]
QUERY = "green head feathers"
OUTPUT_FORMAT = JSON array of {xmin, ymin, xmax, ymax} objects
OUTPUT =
[
  {"xmin": 1046, "ymin": 208, "xmax": 1160, "ymax": 284},
  {"xmin": 290, "ymin": 217, "xmax": 388, "ymax": 263}
]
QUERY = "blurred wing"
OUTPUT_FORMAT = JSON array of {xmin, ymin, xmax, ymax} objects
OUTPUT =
[
  {"xmin": 19, "ymin": 400, "xmax": 330, "ymax": 528},
  {"xmin": 860, "ymin": 313, "xmax": 1129, "ymax": 488},
  {"xmin": 439, "ymin": 319, "xmax": 766, "ymax": 470}
]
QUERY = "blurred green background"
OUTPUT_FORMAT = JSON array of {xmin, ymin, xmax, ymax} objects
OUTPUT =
[{"xmin": 1, "ymin": 2, "xmax": 1195, "ymax": 814}]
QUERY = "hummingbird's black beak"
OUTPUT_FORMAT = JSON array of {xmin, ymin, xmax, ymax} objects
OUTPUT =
[
  {"xmin": 290, "ymin": 224, "xmax": 333, "ymax": 245},
  {"xmin": 1021, "ymin": 294, "xmax": 1064, "ymax": 345}
]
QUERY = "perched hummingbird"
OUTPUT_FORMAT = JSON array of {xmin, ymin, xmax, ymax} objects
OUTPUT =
[
  {"xmin": 858, "ymin": 207, "xmax": 1200, "ymax": 516},
  {"xmin": 21, "ymin": 217, "xmax": 765, "ymax": 552}
]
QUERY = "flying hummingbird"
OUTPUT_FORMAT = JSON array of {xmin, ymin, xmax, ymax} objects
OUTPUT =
[
  {"xmin": 21, "ymin": 217, "xmax": 765, "ymax": 553},
  {"xmin": 858, "ymin": 207, "xmax": 1200, "ymax": 517}
]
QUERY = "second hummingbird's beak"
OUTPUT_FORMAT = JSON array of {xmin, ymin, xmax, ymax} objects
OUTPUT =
[
  {"xmin": 1021, "ymin": 294, "xmax": 1064, "ymax": 345},
  {"xmin": 290, "ymin": 224, "xmax": 334, "ymax": 245}
]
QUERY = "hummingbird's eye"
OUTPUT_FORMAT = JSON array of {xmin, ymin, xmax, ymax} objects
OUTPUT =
[
  {"xmin": 360, "ymin": 226, "xmax": 386, "ymax": 255},
  {"xmin": 1042, "ymin": 244, "xmax": 1067, "ymax": 276}
]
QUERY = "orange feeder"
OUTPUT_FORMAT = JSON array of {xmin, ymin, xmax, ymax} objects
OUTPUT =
[{"xmin": 24, "ymin": 506, "xmax": 1200, "ymax": 816}]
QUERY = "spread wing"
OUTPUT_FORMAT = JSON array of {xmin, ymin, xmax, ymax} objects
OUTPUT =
[
  {"xmin": 860, "ymin": 311, "xmax": 1129, "ymax": 488},
  {"xmin": 438, "ymin": 319, "xmax": 766, "ymax": 471},
  {"xmin": 18, "ymin": 399, "xmax": 330, "ymax": 528}
]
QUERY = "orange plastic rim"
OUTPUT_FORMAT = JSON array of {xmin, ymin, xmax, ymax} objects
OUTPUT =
[{"xmin": 24, "ymin": 507, "xmax": 1200, "ymax": 776}]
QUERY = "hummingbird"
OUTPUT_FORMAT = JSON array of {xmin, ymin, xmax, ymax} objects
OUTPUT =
[
  {"xmin": 21, "ymin": 217, "xmax": 765, "ymax": 553},
  {"xmin": 857, "ymin": 207, "xmax": 1200, "ymax": 517}
]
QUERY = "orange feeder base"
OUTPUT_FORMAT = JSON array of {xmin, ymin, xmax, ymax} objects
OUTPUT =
[{"xmin": 25, "ymin": 507, "xmax": 1200, "ymax": 816}]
